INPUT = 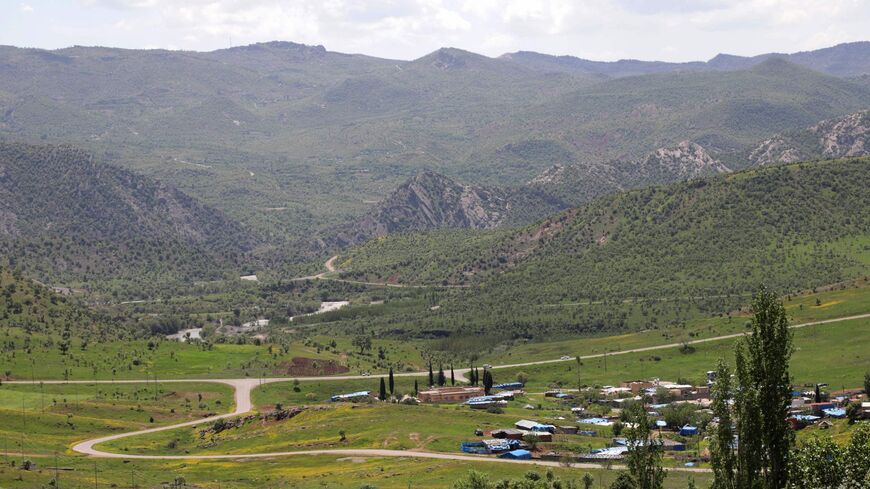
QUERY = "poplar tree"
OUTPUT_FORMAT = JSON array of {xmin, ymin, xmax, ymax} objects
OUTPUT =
[
  {"xmin": 625, "ymin": 403, "xmax": 665, "ymax": 489},
  {"xmin": 710, "ymin": 360, "xmax": 736, "ymax": 489},
  {"xmin": 719, "ymin": 286, "xmax": 794, "ymax": 489},
  {"xmin": 388, "ymin": 366, "xmax": 394, "ymax": 396}
]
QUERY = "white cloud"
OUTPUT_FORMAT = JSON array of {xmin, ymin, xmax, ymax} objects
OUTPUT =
[{"xmin": 19, "ymin": 3, "xmax": 34, "ymax": 13}]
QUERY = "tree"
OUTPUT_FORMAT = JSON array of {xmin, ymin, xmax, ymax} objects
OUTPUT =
[
  {"xmin": 483, "ymin": 369, "xmax": 493, "ymax": 395},
  {"xmin": 864, "ymin": 370, "xmax": 870, "ymax": 398},
  {"xmin": 576, "ymin": 356, "xmax": 582, "ymax": 391},
  {"xmin": 437, "ymin": 365, "xmax": 446, "ymax": 386},
  {"xmin": 609, "ymin": 473, "xmax": 637, "ymax": 489},
  {"xmin": 582, "ymin": 472, "xmax": 594, "ymax": 489},
  {"xmin": 842, "ymin": 423, "xmax": 870, "ymax": 487},
  {"xmin": 414, "ymin": 378, "xmax": 418, "ymax": 395},
  {"xmin": 516, "ymin": 372, "xmax": 529, "ymax": 385},
  {"xmin": 58, "ymin": 324, "xmax": 71, "ymax": 355},
  {"xmin": 733, "ymin": 286, "xmax": 794, "ymax": 489},
  {"xmin": 388, "ymin": 367, "xmax": 395, "ymax": 396},
  {"xmin": 450, "ymin": 365, "xmax": 455, "ymax": 386},
  {"xmin": 352, "ymin": 334, "xmax": 372, "ymax": 354},
  {"xmin": 379, "ymin": 377, "xmax": 387, "ymax": 401},
  {"xmin": 428, "ymin": 362, "xmax": 434, "ymax": 387},
  {"xmin": 624, "ymin": 403, "xmax": 665, "ymax": 489},
  {"xmin": 453, "ymin": 470, "xmax": 492, "ymax": 489},
  {"xmin": 710, "ymin": 360, "xmax": 736, "ymax": 489},
  {"xmin": 788, "ymin": 435, "xmax": 843, "ymax": 488}
]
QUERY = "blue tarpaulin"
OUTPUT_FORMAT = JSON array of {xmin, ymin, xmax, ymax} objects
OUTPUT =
[
  {"xmin": 823, "ymin": 408, "xmax": 846, "ymax": 418},
  {"xmin": 499, "ymin": 449, "xmax": 532, "ymax": 460},
  {"xmin": 680, "ymin": 425, "xmax": 699, "ymax": 436}
]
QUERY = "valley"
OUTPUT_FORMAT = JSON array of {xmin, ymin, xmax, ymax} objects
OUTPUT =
[{"xmin": 0, "ymin": 25, "xmax": 869, "ymax": 488}]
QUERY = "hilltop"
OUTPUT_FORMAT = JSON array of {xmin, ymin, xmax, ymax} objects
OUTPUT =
[{"xmin": 0, "ymin": 143, "xmax": 258, "ymax": 295}]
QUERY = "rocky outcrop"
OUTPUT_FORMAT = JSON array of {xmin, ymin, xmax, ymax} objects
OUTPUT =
[
  {"xmin": 319, "ymin": 171, "xmax": 514, "ymax": 248},
  {"xmin": 749, "ymin": 110, "xmax": 869, "ymax": 165},
  {"xmin": 641, "ymin": 141, "xmax": 731, "ymax": 179}
]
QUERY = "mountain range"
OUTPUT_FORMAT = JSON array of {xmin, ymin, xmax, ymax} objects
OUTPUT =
[{"xmin": 2, "ymin": 41, "xmax": 870, "ymax": 249}]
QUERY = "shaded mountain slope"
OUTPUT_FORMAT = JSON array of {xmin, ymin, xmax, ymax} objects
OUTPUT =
[{"xmin": 0, "ymin": 143, "xmax": 257, "ymax": 291}]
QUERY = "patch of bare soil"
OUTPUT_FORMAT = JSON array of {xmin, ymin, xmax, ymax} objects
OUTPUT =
[{"xmin": 273, "ymin": 357, "xmax": 349, "ymax": 376}]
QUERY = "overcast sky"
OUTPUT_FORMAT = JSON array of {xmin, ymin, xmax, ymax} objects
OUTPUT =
[{"xmin": 2, "ymin": 0, "xmax": 868, "ymax": 61}]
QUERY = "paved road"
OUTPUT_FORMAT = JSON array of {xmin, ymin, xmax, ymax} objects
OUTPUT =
[{"xmin": 8, "ymin": 312, "xmax": 868, "ymax": 472}]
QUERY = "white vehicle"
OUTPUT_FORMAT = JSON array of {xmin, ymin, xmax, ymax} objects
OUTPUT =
[
  {"xmin": 482, "ymin": 364, "xmax": 492, "ymax": 369},
  {"xmin": 560, "ymin": 355, "xmax": 572, "ymax": 360},
  {"xmin": 361, "ymin": 371, "xmax": 371, "ymax": 376}
]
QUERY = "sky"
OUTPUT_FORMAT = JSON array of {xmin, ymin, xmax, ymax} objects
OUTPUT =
[{"xmin": 2, "ymin": 0, "xmax": 869, "ymax": 61}]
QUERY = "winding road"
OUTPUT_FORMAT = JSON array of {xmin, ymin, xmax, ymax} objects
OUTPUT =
[{"xmin": 8, "ymin": 312, "xmax": 869, "ymax": 473}]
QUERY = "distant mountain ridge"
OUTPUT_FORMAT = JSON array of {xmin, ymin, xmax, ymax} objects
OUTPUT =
[{"xmin": 501, "ymin": 41, "xmax": 870, "ymax": 78}]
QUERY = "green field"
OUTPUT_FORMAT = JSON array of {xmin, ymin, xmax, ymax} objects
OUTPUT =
[
  {"xmin": 0, "ymin": 382, "xmax": 232, "ymax": 454},
  {"xmin": 0, "ymin": 453, "xmax": 712, "ymax": 489}
]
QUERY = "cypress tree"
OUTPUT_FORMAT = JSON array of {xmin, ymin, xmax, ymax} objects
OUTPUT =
[
  {"xmin": 428, "ymin": 362, "xmax": 434, "ymax": 387},
  {"xmin": 379, "ymin": 377, "xmax": 387, "ymax": 401},
  {"xmin": 388, "ymin": 366, "xmax": 395, "ymax": 396},
  {"xmin": 450, "ymin": 365, "xmax": 455, "ymax": 386},
  {"xmin": 483, "ymin": 369, "xmax": 493, "ymax": 395},
  {"xmin": 414, "ymin": 379, "xmax": 418, "ymax": 395},
  {"xmin": 437, "ymin": 365, "xmax": 446, "ymax": 386}
]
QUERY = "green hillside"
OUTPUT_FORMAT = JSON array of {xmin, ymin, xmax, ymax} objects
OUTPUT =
[
  {"xmin": 0, "ymin": 143, "xmax": 258, "ymax": 296},
  {"xmin": 0, "ymin": 266, "xmax": 122, "ymax": 340},
  {"xmin": 337, "ymin": 157, "xmax": 870, "ymax": 337}
]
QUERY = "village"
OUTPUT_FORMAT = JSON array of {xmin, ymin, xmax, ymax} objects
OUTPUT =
[{"xmin": 329, "ymin": 371, "xmax": 870, "ymax": 467}]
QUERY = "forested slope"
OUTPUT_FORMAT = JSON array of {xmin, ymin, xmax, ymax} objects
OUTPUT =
[
  {"xmin": 0, "ymin": 143, "xmax": 258, "ymax": 295},
  {"xmin": 338, "ymin": 158, "xmax": 869, "ymax": 335}
]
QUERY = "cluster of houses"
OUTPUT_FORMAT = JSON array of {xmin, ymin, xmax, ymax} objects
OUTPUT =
[{"xmin": 787, "ymin": 387, "xmax": 870, "ymax": 429}]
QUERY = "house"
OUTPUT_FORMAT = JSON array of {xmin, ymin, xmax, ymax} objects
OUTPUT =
[
  {"xmin": 822, "ymin": 408, "xmax": 846, "ymax": 418},
  {"xmin": 863, "ymin": 402, "xmax": 870, "ymax": 419},
  {"xmin": 679, "ymin": 425, "xmax": 699, "ymax": 436},
  {"xmin": 482, "ymin": 439, "xmax": 511, "ymax": 453},
  {"xmin": 658, "ymin": 438, "xmax": 686, "ymax": 451},
  {"xmin": 491, "ymin": 429, "xmax": 526, "ymax": 440},
  {"xmin": 808, "ymin": 402, "xmax": 835, "ymax": 415},
  {"xmin": 493, "ymin": 382, "xmax": 525, "ymax": 390},
  {"xmin": 515, "ymin": 420, "xmax": 556, "ymax": 433},
  {"xmin": 499, "ymin": 449, "xmax": 532, "ymax": 460},
  {"xmin": 418, "ymin": 386, "xmax": 485, "ymax": 403},
  {"xmin": 557, "ymin": 425, "xmax": 579, "ymax": 434},
  {"xmin": 330, "ymin": 391, "xmax": 372, "ymax": 402},
  {"xmin": 526, "ymin": 431, "xmax": 553, "ymax": 442}
]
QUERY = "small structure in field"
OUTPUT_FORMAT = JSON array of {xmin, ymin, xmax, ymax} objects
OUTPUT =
[{"xmin": 418, "ymin": 386, "xmax": 485, "ymax": 403}]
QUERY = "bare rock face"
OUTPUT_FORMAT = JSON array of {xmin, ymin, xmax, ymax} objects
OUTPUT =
[
  {"xmin": 322, "ymin": 171, "xmax": 512, "ymax": 248},
  {"xmin": 644, "ymin": 141, "xmax": 731, "ymax": 178},
  {"xmin": 816, "ymin": 110, "xmax": 869, "ymax": 158},
  {"xmin": 749, "ymin": 110, "xmax": 869, "ymax": 165}
]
